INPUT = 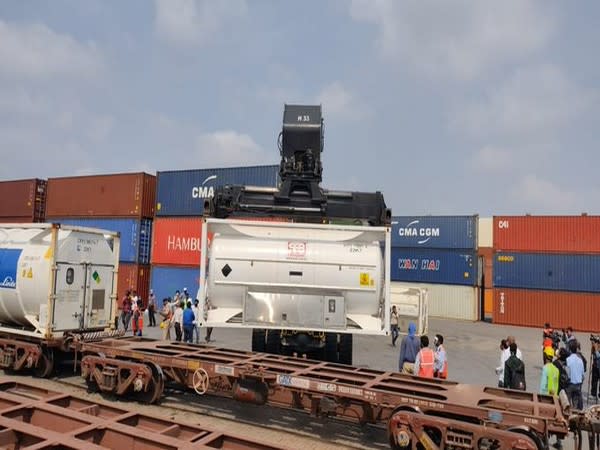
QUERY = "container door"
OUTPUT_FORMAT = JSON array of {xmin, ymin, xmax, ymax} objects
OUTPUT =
[
  {"xmin": 83, "ymin": 264, "xmax": 115, "ymax": 329},
  {"xmin": 53, "ymin": 263, "xmax": 86, "ymax": 330}
]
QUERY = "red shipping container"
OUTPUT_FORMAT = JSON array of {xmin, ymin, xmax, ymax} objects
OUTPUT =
[
  {"xmin": 151, "ymin": 217, "xmax": 203, "ymax": 266},
  {"xmin": 151, "ymin": 216, "xmax": 285, "ymax": 266},
  {"xmin": 46, "ymin": 173, "xmax": 155, "ymax": 219},
  {"xmin": 478, "ymin": 247, "xmax": 494, "ymax": 289},
  {"xmin": 494, "ymin": 215, "xmax": 600, "ymax": 253},
  {"xmin": 117, "ymin": 263, "xmax": 151, "ymax": 309},
  {"xmin": 0, "ymin": 179, "xmax": 47, "ymax": 222},
  {"xmin": 493, "ymin": 287, "xmax": 600, "ymax": 332}
]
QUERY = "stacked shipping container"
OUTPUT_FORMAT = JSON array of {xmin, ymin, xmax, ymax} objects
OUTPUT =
[
  {"xmin": 390, "ymin": 215, "xmax": 479, "ymax": 320},
  {"xmin": 45, "ymin": 173, "xmax": 156, "ymax": 305},
  {"xmin": 0, "ymin": 179, "xmax": 47, "ymax": 223},
  {"xmin": 477, "ymin": 218, "xmax": 494, "ymax": 321},
  {"xmin": 150, "ymin": 166, "xmax": 279, "ymax": 302},
  {"xmin": 492, "ymin": 215, "xmax": 600, "ymax": 331}
]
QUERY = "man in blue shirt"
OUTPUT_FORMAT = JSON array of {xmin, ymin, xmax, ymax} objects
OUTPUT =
[
  {"xmin": 182, "ymin": 301, "xmax": 195, "ymax": 343},
  {"xmin": 399, "ymin": 322, "xmax": 420, "ymax": 374},
  {"xmin": 566, "ymin": 340, "xmax": 585, "ymax": 410}
]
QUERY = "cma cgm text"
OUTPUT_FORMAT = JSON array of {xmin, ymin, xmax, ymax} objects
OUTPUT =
[
  {"xmin": 398, "ymin": 227, "xmax": 440, "ymax": 237},
  {"xmin": 191, "ymin": 186, "xmax": 215, "ymax": 199}
]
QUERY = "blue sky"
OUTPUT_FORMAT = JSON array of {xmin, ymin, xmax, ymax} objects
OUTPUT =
[{"xmin": 0, "ymin": 1, "xmax": 598, "ymax": 215}]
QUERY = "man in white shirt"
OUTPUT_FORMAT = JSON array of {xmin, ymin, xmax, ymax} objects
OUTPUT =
[
  {"xmin": 171, "ymin": 301, "xmax": 184, "ymax": 342},
  {"xmin": 496, "ymin": 336, "xmax": 523, "ymax": 387},
  {"xmin": 191, "ymin": 299, "xmax": 202, "ymax": 344}
]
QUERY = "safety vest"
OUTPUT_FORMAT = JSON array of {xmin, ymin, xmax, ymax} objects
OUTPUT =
[
  {"xmin": 545, "ymin": 362, "xmax": 560, "ymax": 396},
  {"xmin": 435, "ymin": 345, "xmax": 448, "ymax": 379},
  {"xmin": 418, "ymin": 348, "xmax": 435, "ymax": 378}
]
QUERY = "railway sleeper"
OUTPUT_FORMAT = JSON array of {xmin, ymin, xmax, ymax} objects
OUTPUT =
[
  {"xmin": 388, "ymin": 410, "xmax": 544, "ymax": 450},
  {"xmin": 81, "ymin": 355, "xmax": 164, "ymax": 403}
]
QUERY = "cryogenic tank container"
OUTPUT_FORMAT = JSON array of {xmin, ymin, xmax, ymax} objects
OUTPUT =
[
  {"xmin": 0, "ymin": 223, "xmax": 120, "ymax": 337},
  {"xmin": 200, "ymin": 218, "xmax": 391, "ymax": 334}
]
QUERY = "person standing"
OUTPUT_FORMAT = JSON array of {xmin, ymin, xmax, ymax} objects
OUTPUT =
[
  {"xmin": 120, "ymin": 291, "xmax": 132, "ymax": 332},
  {"xmin": 147, "ymin": 289, "xmax": 156, "ymax": 327},
  {"xmin": 414, "ymin": 335, "xmax": 435, "ymax": 378},
  {"xmin": 204, "ymin": 297, "xmax": 214, "ymax": 343},
  {"xmin": 562, "ymin": 327, "xmax": 576, "ymax": 351},
  {"xmin": 390, "ymin": 306, "xmax": 399, "ymax": 347},
  {"xmin": 504, "ymin": 343, "xmax": 526, "ymax": 390},
  {"xmin": 398, "ymin": 322, "xmax": 421, "ymax": 374},
  {"xmin": 131, "ymin": 299, "xmax": 141, "ymax": 336},
  {"xmin": 160, "ymin": 298, "xmax": 172, "ymax": 340},
  {"xmin": 497, "ymin": 337, "xmax": 522, "ymax": 388},
  {"xmin": 566, "ymin": 340, "xmax": 585, "ymax": 409},
  {"xmin": 590, "ymin": 341, "xmax": 600, "ymax": 402},
  {"xmin": 171, "ymin": 301, "xmax": 184, "ymax": 342},
  {"xmin": 539, "ymin": 347, "xmax": 559, "ymax": 395},
  {"xmin": 433, "ymin": 334, "xmax": 448, "ymax": 379},
  {"xmin": 183, "ymin": 301, "xmax": 195, "ymax": 343},
  {"xmin": 192, "ymin": 299, "xmax": 202, "ymax": 344}
]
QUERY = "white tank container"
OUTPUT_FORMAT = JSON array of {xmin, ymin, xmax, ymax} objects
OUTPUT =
[
  {"xmin": 0, "ymin": 223, "xmax": 119, "ymax": 337},
  {"xmin": 200, "ymin": 218, "xmax": 391, "ymax": 334}
]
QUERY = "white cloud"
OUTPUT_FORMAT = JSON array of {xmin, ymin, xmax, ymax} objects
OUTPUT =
[
  {"xmin": 0, "ymin": 19, "xmax": 102, "ymax": 78},
  {"xmin": 194, "ymin": 130, "xmax": 269, "ymax": 166},
  {"xmin": 316, "ymin": 81, "xmax": 370, "ymax": 120},
  {"xmin": 470, "ymin": 145, "xmax": 513, "ymax": 172},
  {"xmin": 453, "ymin": 65, "xmax": 594, "ymax": 139},
  {"xmin": 155, "ymin": 0, "xmax": 247, "ymax": 46},
  {"xmin": 510, "ymin": 174, "xmax": 589, "ymax": 213},
  {"xmin": 349, "ymin": 0, "xmax": 555, "ymax": 80}
]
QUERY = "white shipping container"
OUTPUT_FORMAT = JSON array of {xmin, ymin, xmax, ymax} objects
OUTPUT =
[
  {"xmin": 478, "ymin": 217, "xmax": 493, "ymax": 248},
  {"xmin": 0, "ymin": 223, "xmax": 120, "ymax": 339},
  {"xmin": 391, "ymin": 281, "xmax": 478, "ymax": 321}
]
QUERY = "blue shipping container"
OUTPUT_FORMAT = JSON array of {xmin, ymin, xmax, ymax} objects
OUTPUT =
[
  {"xmin": 391, "ymin": 248, "xmax": 477, "ymax": 285},
  {"xmin": 391, "ymin": 216, "xmax": 477, "ymax": 249},
  {"xmin": 494, "ymin": 252, "xmax": 600, "ymax": 293},
  {"xmin": 156, "ymin": 165, "xmax": 279, "ymax": 216},
  {"xmin": 150, "ymin": 265, "xmax": 199, "ymax": 302},
  {"xmin": 54, "ymin": 218, "xmax": 152, "ymax": 264}
]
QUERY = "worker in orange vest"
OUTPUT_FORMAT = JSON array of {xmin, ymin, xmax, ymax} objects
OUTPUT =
[
  {"xmin": 433, "ymin": 334, "xmax": 448, "ymax": 379},
  {"xmin": 414, "ymin": 335, "xmax": 435, "ymax": 378}
]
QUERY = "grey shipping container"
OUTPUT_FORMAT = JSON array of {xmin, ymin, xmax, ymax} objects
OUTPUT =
[{"xmin": 156, "ymin": 165, "xmax": 279, "ymax": 216}]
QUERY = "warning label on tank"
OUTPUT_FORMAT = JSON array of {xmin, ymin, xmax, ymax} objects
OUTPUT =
[
  {"xmin": 359, "ymin": 273, "xmax": 370, "ymax": 286},
  {"xmin": 0, "ymin": 249, "xmax": 22, "ymax": 289}
]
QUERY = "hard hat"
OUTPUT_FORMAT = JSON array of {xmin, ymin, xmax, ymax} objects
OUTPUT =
[{"xmin": 544, "ymin": 347, "xmax": 555, "ymax": 358}]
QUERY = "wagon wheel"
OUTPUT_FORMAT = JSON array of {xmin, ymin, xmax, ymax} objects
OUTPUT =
[
  {"xmin": 84, "ymin": 352, "xmax": 105, "ymax": 394},
  {"xmin": 192, "ymin": 368, "xmax": 210, "ymax": 395},
  {"xmin": 389, "ymin": 406, "xmax": 423, "ymax": 450},
  {"xmin": 138, "ymin": 361, "xmax": 164, "ymax": 404},
  {"xmin": 33, "ymin": 348, "xmax": 54, "ymax": 378},
  {"xmin": 507, "ymin": 427, "xmax": 545, "ymax": 450}
]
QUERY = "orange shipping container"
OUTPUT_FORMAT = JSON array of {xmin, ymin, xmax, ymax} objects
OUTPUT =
[
  {"xmin": 494, "ymin": 215, "xmax": 600, "ymax": 253},
  {"xmin": 151, "ymin": 217, "xmax": 204, "ymax": 266},
  {"xmin": 117, "ymin": 263, "xmax": 151, "ymax": 309},
  {"xmin": 478, "ymin": 247, "xmax": 494, "ymax": 289},
  {"xmin": 46, "ymin": 173, "xmax": 155, "ymax": 219},
  {"xmin": 493, "ymin": 287, "xmax": 600, "ymax": 332}
]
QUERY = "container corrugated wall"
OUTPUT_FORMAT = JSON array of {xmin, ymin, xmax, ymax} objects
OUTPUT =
[
  {"xmin": 0, "ymin": 179, "xmax": 47, "ymax": 222},
  {"xmin": 150, "ymin": 266, "xmax": 199, "ymax": 302},
  {"xmin": 392, "ymin": 281, "xmax": 478, "ymax": 321},
  {"xmin": 118, "ymin": 263, "xmax": 151, "ymax": 308},
  {"xmin": 151, "ymin": 217, "xmax": 203, "ymax": 266},
  {"xmin": 55, "ymin": 218, "xmax": 152, "ymax": 264},
  {"xmin": 493, "ymin": 288, "xmax": 600, "ymax": 332},
  {"xmin": 494, "ymin": 252, "xmax": 600, "ymax": 292},
  {"xmin": 391, "ymin": 248, "xmax": 477, "ymax": 285},
  {"xmin": 155, "ymin": 165, "xmax": 279, "ymax": 216},
  {"xmin": 46, "ymin": 173, "xmax": 156, "ymax": 219},
  {"xmin": 494, "ymin": 215, "xmax": 600, "ymax": 253},
  {"xmin": 391, "ymin": 215, "xmax": 478, "ymax": 249},
  {"xmin": 478, "ymin": 217, "xmax": 493, "ymax": 248}
]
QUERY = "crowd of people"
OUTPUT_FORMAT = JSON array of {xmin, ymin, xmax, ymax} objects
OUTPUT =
[{"xmin": 118, "ymin": 287, "xmax": 214, "ymax": 344}]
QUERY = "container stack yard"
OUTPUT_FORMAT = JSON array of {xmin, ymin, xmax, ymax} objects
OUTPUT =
[
  {"xmin": 390, "ymin": 215, "xmax": 479, "ymax": 321},
  {"xmin": 492, "ymin": 215, "xmax": 600, "ymax": 331},
  {"xmin": 150, "ymin": 165, "xmax": 279, "ymax": 301},
  {"xmin": 44, "ymin": 173, "xmax": 156, "ymax": 306}
]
